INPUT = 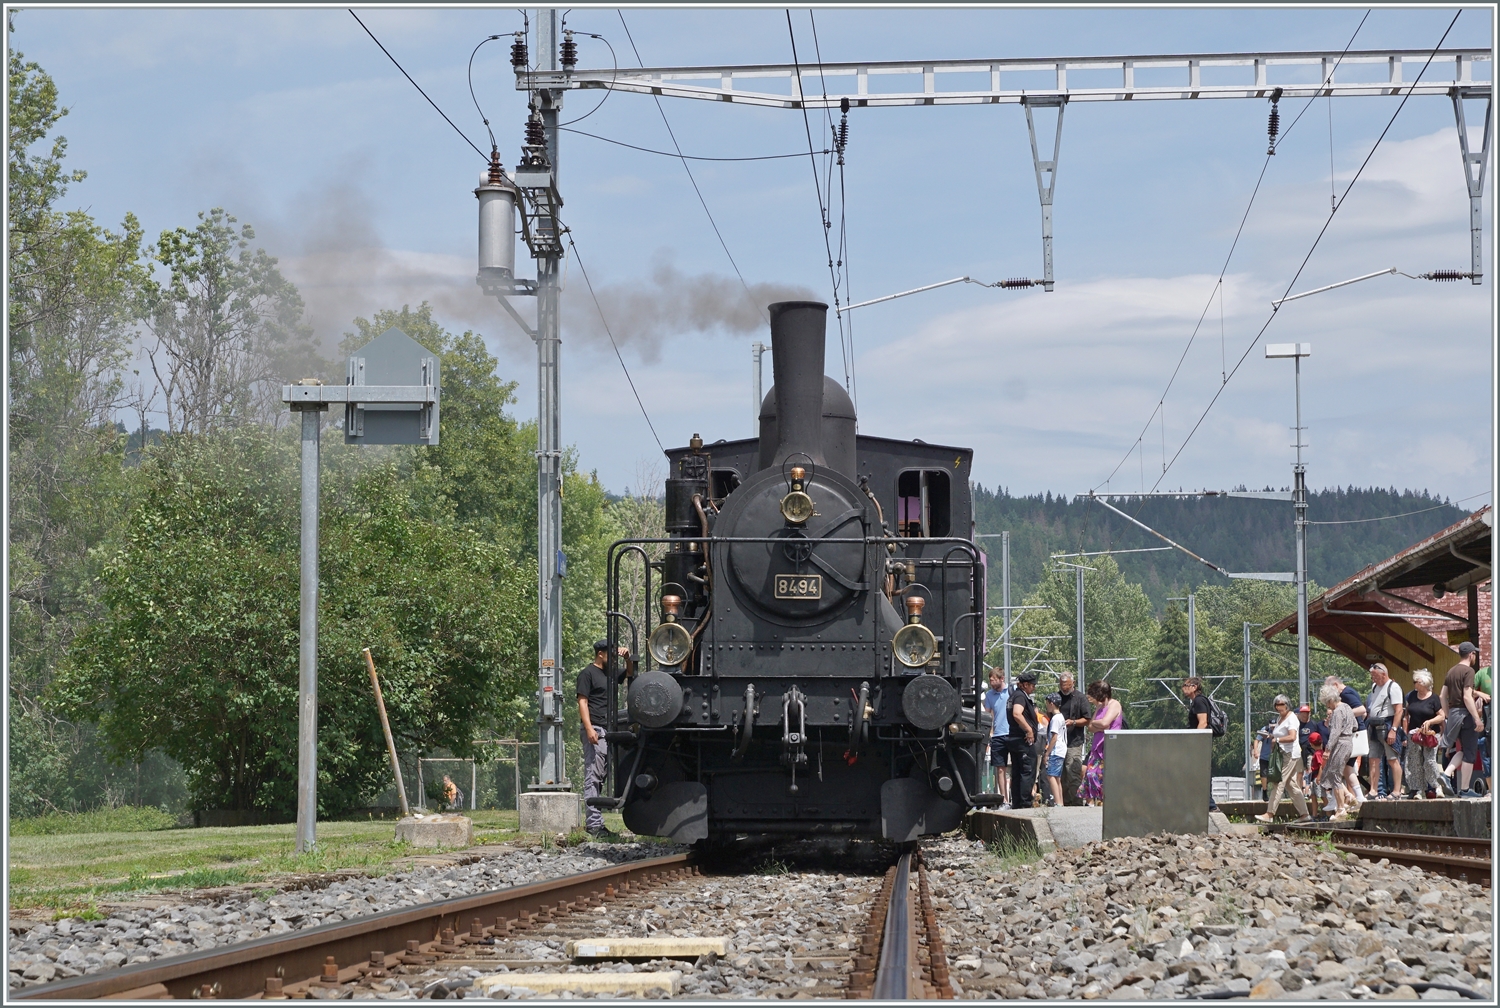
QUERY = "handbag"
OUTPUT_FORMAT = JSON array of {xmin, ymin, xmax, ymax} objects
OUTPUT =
[
  {"xmin": 1351, "ymin": 730, "xmax": 1370, "ymax": 758},
  {"xmin": 1413, "ymin": 729, "xmax": 1439, "ymax": 749},
  {"xmin": 1267, "ymin": 745, "xmax": 1284, "ymax": 784}
]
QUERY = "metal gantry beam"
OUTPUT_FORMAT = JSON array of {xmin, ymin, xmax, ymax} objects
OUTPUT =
[{"xmin": 523, "ymin": 49, "xmax": 1490, "ymax": 109}]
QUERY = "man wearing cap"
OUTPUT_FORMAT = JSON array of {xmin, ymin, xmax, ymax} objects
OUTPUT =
[
  {"xmin": 1366, "ymin": 663, "xmax": 1405, "ymax": 798},
  {"xmin": 577, "ymin": 640, "xmax": 636, "ymax": 837},
  {"xmin": 1007, "ymin": 672, "xmax": 1041, "ymax": 809},
  {"xmin": 1296, "ymin": 703, "xmax": 1318, "ymax": 804},
  {"xmin": 1442, "ymin": 641, "xmax": 1487, "ymax": 798}
]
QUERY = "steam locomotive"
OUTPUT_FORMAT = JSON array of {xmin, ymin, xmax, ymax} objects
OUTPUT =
[{"xmin": 592, "ymin": 301, "xmax": 993, "ymax": 844}]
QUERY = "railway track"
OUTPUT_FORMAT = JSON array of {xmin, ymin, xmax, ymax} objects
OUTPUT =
[
  {"xmin": 845, "ymin": 848, "xmax": 952, "ymax": 1000},
  {"xmin": 1281, "ymin": 825, "xmax": 1492, "ymax": 888},
  {"xmin": 12, "ymin": 854, "xmax": 693, "ymax": 1000},
  {"xmin": 14, "ymin": 844, "xmax": 954, "ymax": 1000}
]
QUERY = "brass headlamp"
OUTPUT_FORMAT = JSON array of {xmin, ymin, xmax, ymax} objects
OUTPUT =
[
  {"xmin": 892, "ymin": 595, "xmax": 938, "ymax": 668},
  {"xmin": 647, "ymin": 594, "xmax": 693, "ymax": 667},
  {"xmin": 779, "ymin": 465, "xmax": 817, "ymax": 525}
]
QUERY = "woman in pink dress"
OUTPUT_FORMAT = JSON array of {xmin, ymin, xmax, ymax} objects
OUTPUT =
[{"xmin": 1080, "ymin": 680, "xmax": 1123, "ymax": 805}]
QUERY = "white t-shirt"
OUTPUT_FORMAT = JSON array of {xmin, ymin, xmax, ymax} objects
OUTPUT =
[
  {"xmin": 1274, "ymin": 712, "xmax": 1301, "ymax": 760},
  {"xmin": 1048, "ymin": 712, "xmax": 1068, "ymax": 758},
  {"xmin": 1367, "ymin": 679, "xmax": 1402, "ymax": 722}
]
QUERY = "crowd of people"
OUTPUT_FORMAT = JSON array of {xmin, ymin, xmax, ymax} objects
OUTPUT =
[
  {"xmin": 1247, "ymin": 642, "xmax": 1490, "ymax": 821},
  {"xmin": 980, "ymin": 641, "xmax": 1491, "ymax": 816}
]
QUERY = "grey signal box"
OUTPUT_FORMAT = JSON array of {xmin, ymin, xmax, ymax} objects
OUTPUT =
[{"xmin": 344, "ymin": 327, "xmax": 441, "ymax": 446}]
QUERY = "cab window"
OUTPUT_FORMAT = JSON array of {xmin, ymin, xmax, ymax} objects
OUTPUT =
[{"xmin": 897, "ymin": 470, "xmax": 951, "ymax": 537}]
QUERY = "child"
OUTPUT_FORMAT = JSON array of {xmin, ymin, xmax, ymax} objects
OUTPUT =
[{"xmin": 1043, "ymin": 693, "xmax": 1067, "ymax": 808}]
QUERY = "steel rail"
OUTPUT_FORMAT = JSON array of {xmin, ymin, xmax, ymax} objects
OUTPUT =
[
  {"xmin": 872, "ymin": 850, "xmax": 915, "ymax": 999},
  {"xmin": 1281, "ymin": 825, "xmax": 1491, "ymax": 887},
  {"xmin": 12, "ymin": 853, "xmax": 692, "ymax": 1001}
]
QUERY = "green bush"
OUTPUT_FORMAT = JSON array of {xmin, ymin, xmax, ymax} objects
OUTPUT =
[{"xmin": 10, "ymin": 805, "xmax": 180, "ymax": 835}]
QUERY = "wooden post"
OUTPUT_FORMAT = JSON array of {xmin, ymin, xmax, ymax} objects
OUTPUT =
[{"xmin": 363, "ymin": 648, "xmax": 410, "ymax": 817}]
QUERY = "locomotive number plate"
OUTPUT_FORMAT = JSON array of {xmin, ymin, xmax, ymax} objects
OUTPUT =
[{"xmin": 775, "ymin": 575, "xmax": 822, "ymax": 599}]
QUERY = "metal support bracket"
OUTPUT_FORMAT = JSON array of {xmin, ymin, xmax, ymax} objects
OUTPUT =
[
  {"xmin": 1451, "ymin": 86, "xmax": 1491, "ymax": 285},
  {"xmin": 1022, "ymin": 95, "xmax": 1067, "ymax": 291},
  {"xmin": 490, "ymin": 292, "xmax": 540, "ymax": 340}
]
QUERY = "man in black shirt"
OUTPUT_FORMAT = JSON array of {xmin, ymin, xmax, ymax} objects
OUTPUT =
[
  {"xmin": 577, "ymin": 640, "xmax": 635, "ymax": 836},
  {"xmin": 1056, "ymin": 674, "xmax": 1092, "ymax": 806},
  {"xmin": 1008, "ymin": 671, "xmax": 1041, "ymax": 809},
  {"xmin": 1183, "ymin": 676, "xmax": 1218, "ymax": 812}
]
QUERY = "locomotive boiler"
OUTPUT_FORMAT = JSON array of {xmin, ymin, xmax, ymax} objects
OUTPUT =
[{"xmin": 591, "ymin": 301, "xmax": 993, "ymax": 845}]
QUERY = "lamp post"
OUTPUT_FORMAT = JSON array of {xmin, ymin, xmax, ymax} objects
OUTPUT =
[{"xmin": 1265, "ymin": 342, "xmax": 1312, "ymax": 707}]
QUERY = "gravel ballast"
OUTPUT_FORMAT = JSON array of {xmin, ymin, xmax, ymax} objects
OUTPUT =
[{"xmin": 922, "ymin": 830, "xmax": 1493, "ymax": 1000}]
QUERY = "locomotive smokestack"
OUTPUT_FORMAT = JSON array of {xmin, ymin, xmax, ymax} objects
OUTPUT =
[{"xmin": 767, "ymin": 301, "xmax": 829, "ymax": 470}]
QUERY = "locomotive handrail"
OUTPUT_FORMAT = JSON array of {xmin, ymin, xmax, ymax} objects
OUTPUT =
[{"xmin": 605, "ymin": 543, "xmax": 654, "ymax": 806}]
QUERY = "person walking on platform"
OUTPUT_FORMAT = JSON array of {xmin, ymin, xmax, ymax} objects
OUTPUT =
[
  {"xmin": 1442, "ymin": 641, "xmax": 1487, "ymax": 798},
  {"xmin": 576, "ymin": 640, "xmax": 635, "ymax": 837},
  {"xmin": 1366, "ymin": 663, "xmax": 1404, "ymax": 799},
  {"xmin": 981, "ymin": 668, "xmax": 1011, "ymax": 808},
  {"xmin": 1319, "ymin": 682, "xmax": 1359, "ymax": 821},
  {"xmin": 1080, "ymin": 680, "xmax": 1121, "ymax": 805},
  {"xmin": 1402, "ymin": 669, "xmax": 1448, "ymax": 798},
  {"xmin": 1055, "ymin": 674, "xmax": 1091, "ymax": 806},
  {"xmin": 1255, "ymin": 696, "xmax": 1312, "ymax": 823},
  {"xmin": 1008, "ymin": 671, "xmax": 1041, "ymax": 809}
]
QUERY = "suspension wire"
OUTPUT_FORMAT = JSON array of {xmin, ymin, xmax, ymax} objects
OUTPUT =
[
  {"xmin": 349, "ymin": 9, "xmax": 488, "ymax": 160},
  {"xmin": 809, "ymin": 10, "xmax": 857, "ymax": 405},
  {"xmin": 786, "ymin": 10, "xmax": 849, "ymax": 385},
  {"xmin": 1089, "ymin": 9, "xmax": 1370, "ymax": 497},
  {"xmin": 1307, "ymin": 490, "xmax": 1491, "ymax": 524},
  {"xmin": 1149, "ymin": 10, "xmax": 1462, "ymax": 492},
  {"xmin": 564, "ymin": 228, "xmax": 665, "ymax": 453},
  {"xmin": 616, "ymin": 11, "xmax": 765, "ymax": 322}
]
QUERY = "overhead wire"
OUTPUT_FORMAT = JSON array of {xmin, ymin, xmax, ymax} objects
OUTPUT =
[
  {"xmin": 563, "ymin": 226, "xmax": 666, "ymax": 453},
  {"xmin": 558, "ymin": 29, "xmax": 617, "ymax": 126},
  {"xmin": 616, "ymin": 11, "xmax": 765, "ymax": 322},
  {"xmin": 348, "ymin": 9, "xmax": 488, "ymax": 161},
  {"xmin": 1148, "ymin": 9, "xmax": 1462, "ymax": 491},
  {"xmin": 1306, "ymin": 491, "xmax": 1491, "ymax": 525},
  {"xmin": 809, "ymin": 10, "xmax": 857, "ymax": 407},
  {"xmin": 1089, "ymin": 9, "xmax": 1371, "ymax": 497},
  {"xmin": 786, "ymin": 10, "xmax": 851, "ymax": 388},
  {"xmin": 561, "ymin": 127, "xmax": 829, "ymax": 160},
  {"xmin": 468, "ymin": 34, "xmax": 504, "ymax": 150}
]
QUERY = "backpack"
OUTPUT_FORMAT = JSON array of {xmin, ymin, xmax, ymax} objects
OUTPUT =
[{"xmin": 1206, "ymin": 697, "xmax": 1229, "ymax": 738}]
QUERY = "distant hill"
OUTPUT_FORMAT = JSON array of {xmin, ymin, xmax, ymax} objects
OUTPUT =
[{"xmin": 972, "ymin": 486, "xmax": 1473, "ymax": 609}]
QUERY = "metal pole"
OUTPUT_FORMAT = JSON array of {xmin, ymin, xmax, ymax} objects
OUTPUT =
[
  {"xmin": 1243, "ymin": 622, "xmax": 1254, "ymax": 799},
  {"xmin": 1001, "ymin": 531, "xmax": 1012, "ymax": 679},
  {"xmin": 295, "ymin": 404, "xmax": 324, "ymax": 854},
  {"xmin": 752, "ymin": 341, "xmax": 767, "ymax": 435},
  {"xmin": 1187, "ymin": 593, "xmax": 1196, "ymax": 680},
  {"xmin": 363, "ymin": 648, "xmax": 410, "ymax": 817},
  {"xmin": 472, "ymin": 760, "xmax": 477, "ymax": 811},
  {"xmin": 531, "ymin": 7, "xmax": 570, "ymax": 793},
  {"xmin": 1293, "ymin": 356, "xmax": 1310, "ymax": 707},
  {"xmin": 1075, "ymin": 564, "xmax": 1085, "ymax": 689}
]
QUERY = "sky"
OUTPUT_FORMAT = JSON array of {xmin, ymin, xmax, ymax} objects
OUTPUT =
[{"xmin": 12, "ymin": 5, "xmax": 1496, "ymax": 504}]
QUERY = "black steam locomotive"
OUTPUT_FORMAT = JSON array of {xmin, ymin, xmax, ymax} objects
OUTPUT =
[{"xmin": 593, "ymin": 301, "xmax": 992, "ymax": 844}]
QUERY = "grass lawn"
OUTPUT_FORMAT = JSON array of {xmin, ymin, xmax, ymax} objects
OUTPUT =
[{"xmin": 8, "ymin": 808, "xmax": 629, "ymax": 917}]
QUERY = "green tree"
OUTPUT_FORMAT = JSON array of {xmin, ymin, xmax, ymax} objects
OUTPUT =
[
  {"xmin": 144, "ymin": 208, "xmax": 322, "ymax": 433},
  {"xmin": 57, "ymin": 429, "xmax": 534, "ymax": 815},
  {"xmin": 7, "ymin": 36, "xmax": 159, "ymax": 815},
  {"xmin": 1004, "ymin": 555, "xmax": 1156, "ymax": 707}
]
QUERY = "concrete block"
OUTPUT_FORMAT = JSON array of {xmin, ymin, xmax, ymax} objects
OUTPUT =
[
  {"xmin": 1103, "ymin": 730, "xmax": 1211, "ymax": 840},
  {"xmin": 966, "ymin": 809, "xmax": 1057, "ymax": 855},
  {"xmin": 518, "ymin": 790, "xmax": 580, "ymax": 834},
  {"xmin": 474, "ymin": 970, "xmax": 681, "ymax": 996},
  {"xmin": 567, "ymin": 937, "xmax": 730, "ymax": 960},
  {"xmin": 394, "ymin": 814, "xmax": 473, "ymax": 848}
]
